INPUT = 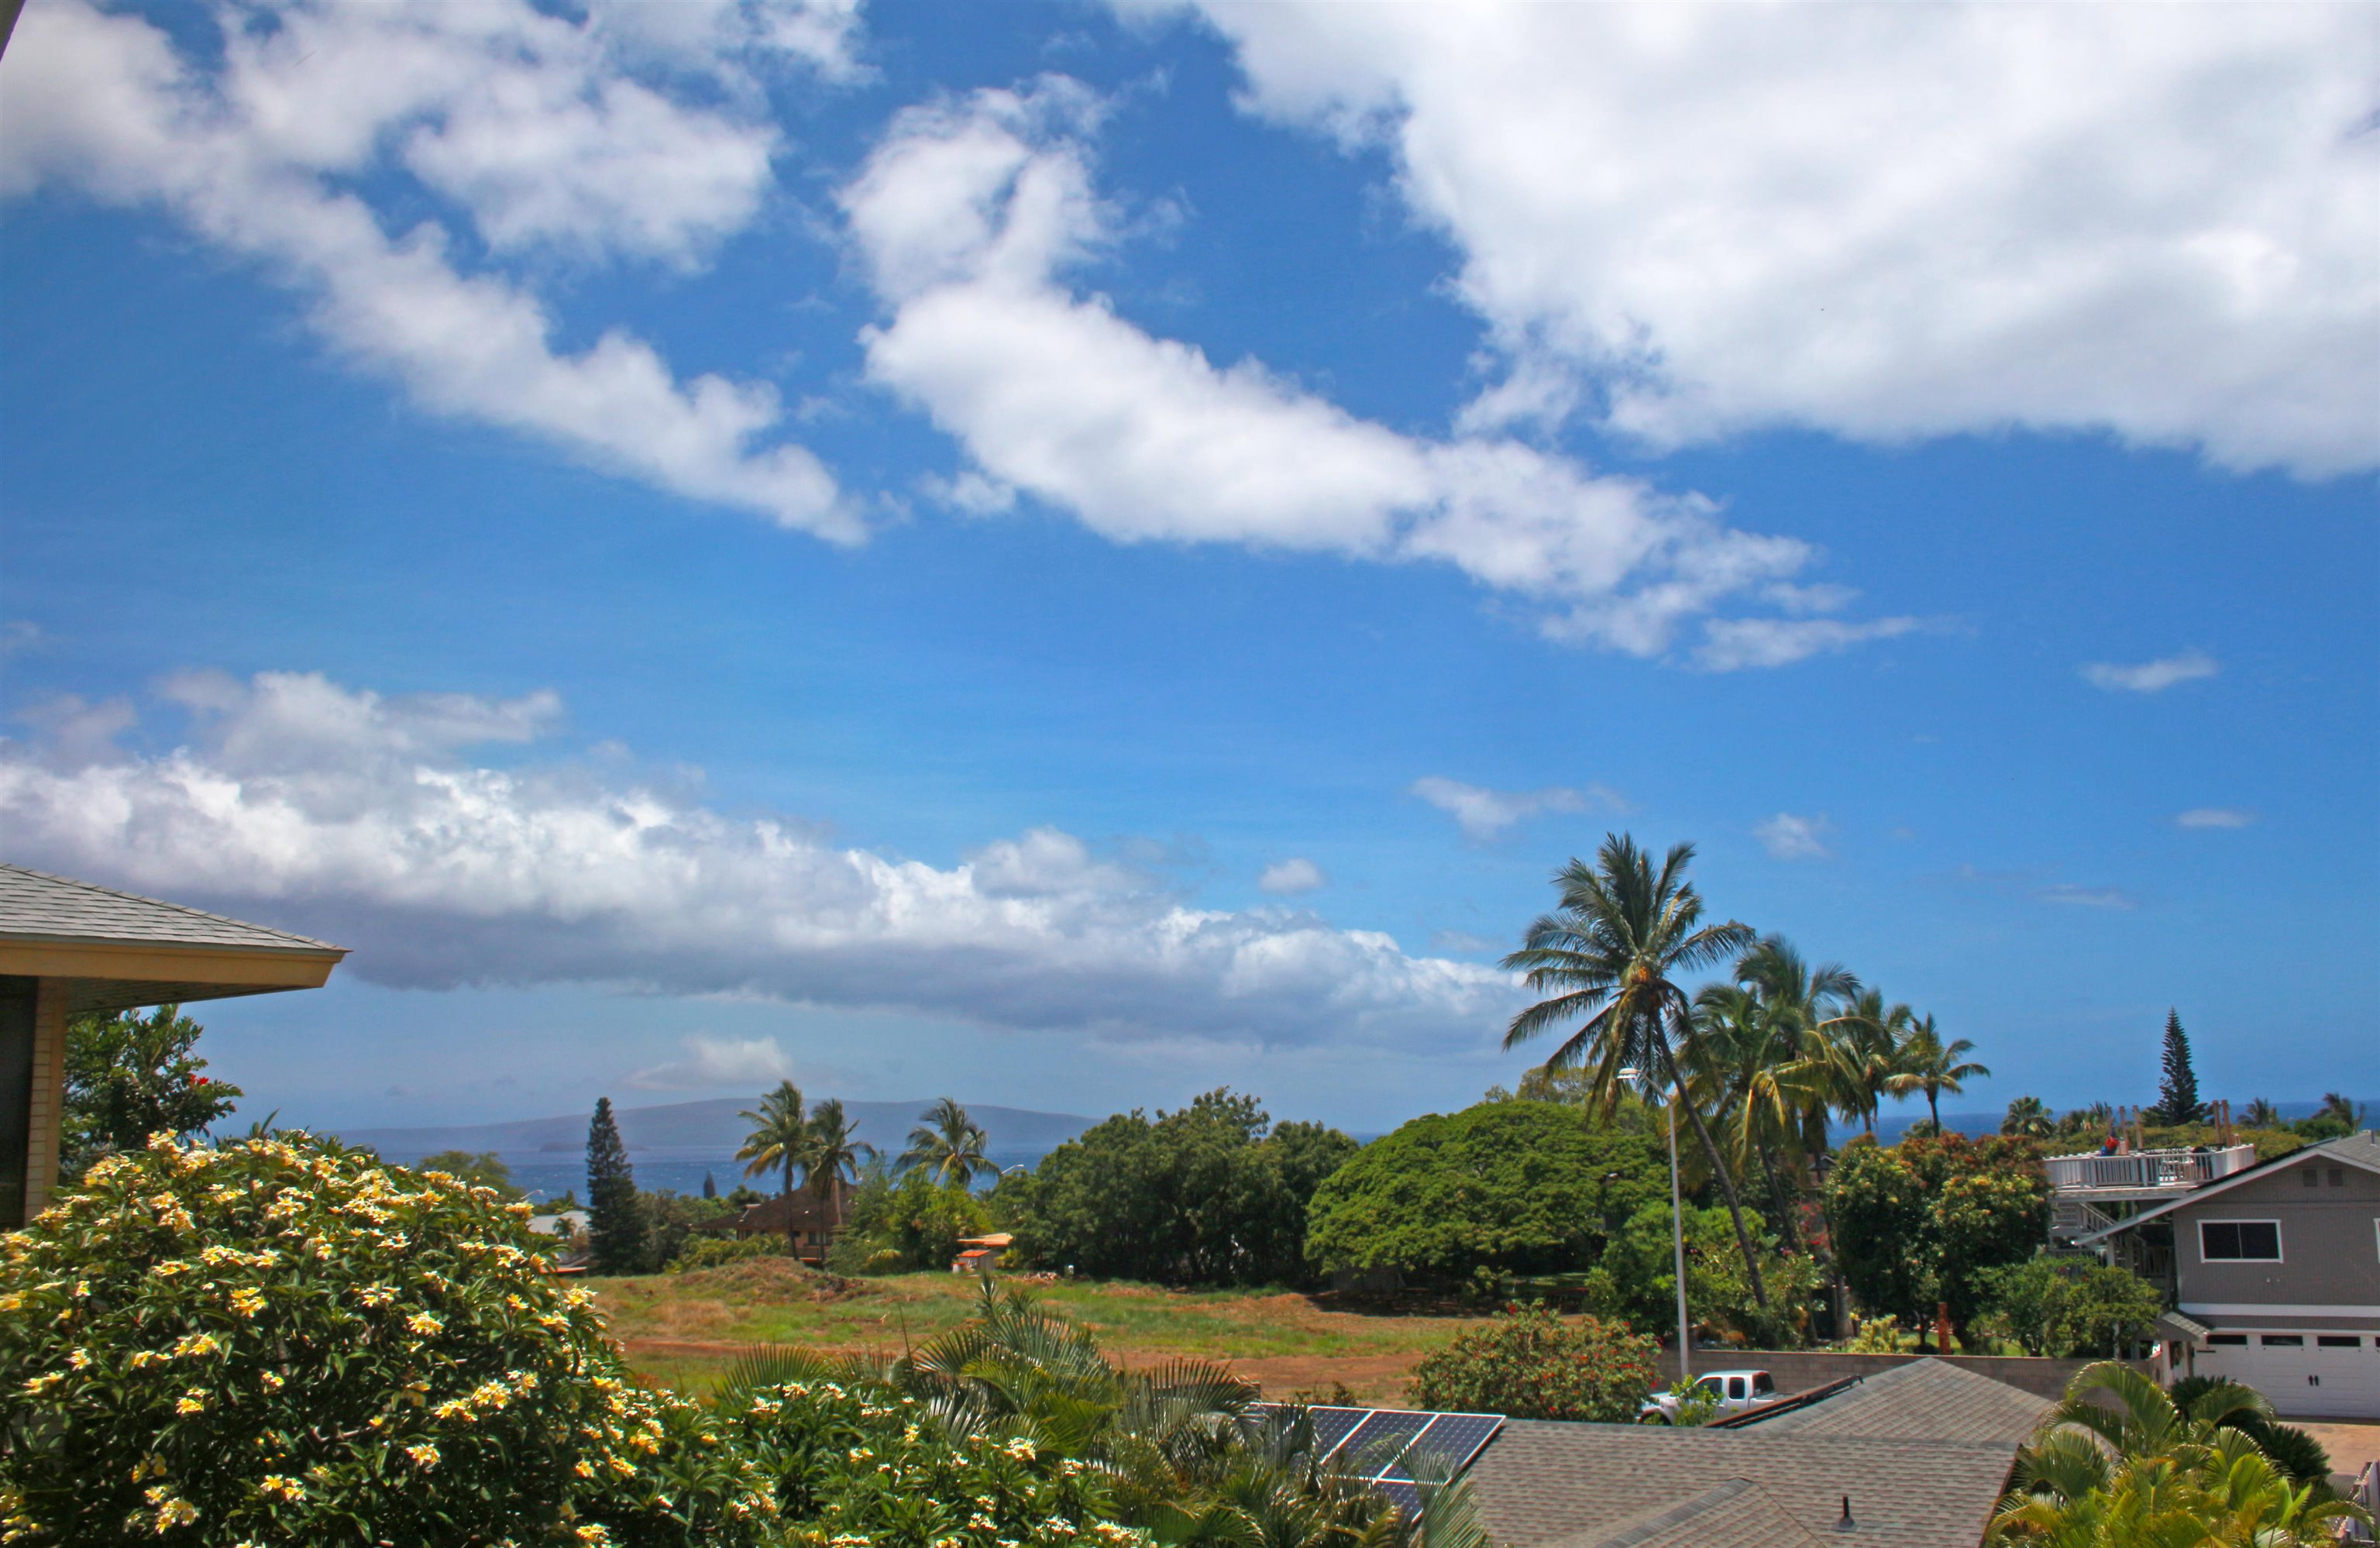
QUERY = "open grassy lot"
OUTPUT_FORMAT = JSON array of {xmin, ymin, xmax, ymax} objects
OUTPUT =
[{"xmin": 590, "ymin": 1261, "xmax": 1491, "ymax": 1401}]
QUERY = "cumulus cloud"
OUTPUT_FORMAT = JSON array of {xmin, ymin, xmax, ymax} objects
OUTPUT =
[
  {"xmin": 1754, "ymin": 813, "xmax": 1834, "ymax": 862},
  {"xmin": 837, "ymin": 82, "xmax": 1916, "ymax": 666},
  {"xmin": 624, "ymin": 1033, "xmax": 800, "ymax": 1091},
  {"xmin": 1156, "ymin": 2, "xmax": 2378, "ymax": 477},
  {"xmin": 1411, "ymin": 776, "xmax": 1622, "ymax": 841},
  {"xmin": 1257, "ymin": 858, "xmax": 1326, "ymax": 895},
  {"xmin": 0, "ymin": 0, "xmax": 853, "ymax": 536},
  {"xmin": 2175, "ymin": 807, "xmax": 2258, "ymax": 830},
  {"xmin": 0, "ymin": 671, "xmax": 1516, "ymax": 1047},
  {"xmin": 2080, "ymin": 651, "xmax": 2220, "ymax": 693}
]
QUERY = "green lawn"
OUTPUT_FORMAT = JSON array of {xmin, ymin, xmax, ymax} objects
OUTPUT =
[{"xmin": 590, "ymin": 1261, "xmax": 1487, "ymax": 1398}]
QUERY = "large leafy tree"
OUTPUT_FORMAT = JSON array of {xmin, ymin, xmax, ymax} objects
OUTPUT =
[
  {"xmin": 585, "ymin": 1096, "xmax": 649, "ymax": 1275},
  {"xmin": 899, "ymin": 1096, "xmax": 992, "ymax": 1187},
  {"xmin": 1501, "ymin": 835, "xmax": 1768, "ymax": 1310},
  {"xmin": 803, "ymin": 1097, "xmax": 875, "ymax": 1233},
  {"xmin": 60, "ymin": 1006, "xmax": 242, "ymax": 1181},
  {"xmin": 1303, "ymin": 1101, "xmax": 1664, "ymax": 1278},
  {"xmin": 1827, "ymin": 1133, "xmax": 2048, "ymax": 1340},
  {"xmin": 1003, "ymin": 1089, "xmax": 1357, "ymax": 1286},
  {"xmin": 735, "ymin": 1081, "xmax": 810, "ymax": 1253},
  {"xmin": 1884, "ymin": 1015, "xmax": 1990, "ymax": 1130}
]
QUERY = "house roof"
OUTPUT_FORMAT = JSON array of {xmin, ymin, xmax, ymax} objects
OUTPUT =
[
  {"xmin": 0, "ymin": 863, "xmax": 346, "ymax": 1013},
  {"xmin": 2076, "ymin": 1131, "xmax": 2380, "ymax": 1246},
  {"xmin": 733, "ymin": 1182, "xmax": 855, "ymax": 1233},
  {"xmin": 1547, "ymin": 1479, "xmax": 1822, "ymax": 1548},
  {"xmin": 1736, "ymin": 1357, "xmax": 2052, "ymax": 1446},
  {"xmin": 1463, "ymin": 1361, "xmax": 2041, "ymax": 1548}
]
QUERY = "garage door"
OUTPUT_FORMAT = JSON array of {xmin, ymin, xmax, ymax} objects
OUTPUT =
[{"xmin": 2196, "ymin": 1331, "xmax": 2380, "ymax": 1420}]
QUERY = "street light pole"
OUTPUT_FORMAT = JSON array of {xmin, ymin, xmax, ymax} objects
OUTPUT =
[{"xmin": 1623, "ymin": 1065, "xmax": 1691, "ymax": 1382}]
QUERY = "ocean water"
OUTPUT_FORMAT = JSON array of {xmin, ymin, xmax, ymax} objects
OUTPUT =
[{"xmin": 372, "ymin": 1145, "xmax": 1055, "ymax": 1202}]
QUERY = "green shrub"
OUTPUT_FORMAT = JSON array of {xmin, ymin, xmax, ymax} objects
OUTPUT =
[
  {"xmin": 1407, "ymin": 1304, "xmax": 1657, "ymax": 1422},
  {"xmin": 667, "ymin": 1233, "xmax": 782, "ymax": 1275},
  {"xmin": 0, "ymin": 1133, "xmax": 776, "ymax": 1546},
  {"xmin": 1976, "ymin": 1257, "xmax": 2164, "ymax": 1357}
]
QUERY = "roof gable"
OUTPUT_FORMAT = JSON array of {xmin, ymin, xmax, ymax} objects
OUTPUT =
[{"xmin": 0, "ymin": 864, "xmax": 341, "ymax": 955}]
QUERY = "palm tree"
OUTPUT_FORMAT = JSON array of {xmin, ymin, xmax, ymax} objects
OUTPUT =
[
  {"xmin": 2001, "ymin": 1096, "xmax": 2053, "ymax": 1138},
  {"xmin": 735, "ymin": 1081, "xmax": 809, "ymax": 1254},
  {"xmin": 803, "ymin": 1097, "xmax": 876, "ymax": 1236},
  {"xmin": 899, "ymin": 1096, "xmax": 992, "ymax": 1187},
  {"xmin": 2239, "ymin": 1097, "xmax": 2281, "ymax": 1129},
  {"xmin": 1687, "ymin": 982, "xmax": 1811, "ymax": 1254},
  {"xmin": 1884, "ymin": 1016, "xmax": 1990, "ymax": 1132},
  {"xmin": 2317, "ymin": 1092, "xmax": 2366, "ymax": 1130},
  {"xmin": 1502, "ymin": 834, "xmax": 1768, "ymax": 1311},
  {"xmin": 1820, "ymin": 987, "xmax": 1914, "ymax": 1135}
]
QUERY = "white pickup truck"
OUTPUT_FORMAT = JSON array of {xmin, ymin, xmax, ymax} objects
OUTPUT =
[{"xmin": 1637, "ymin": 1369, "xmax": 1780, "ymax": 1423}]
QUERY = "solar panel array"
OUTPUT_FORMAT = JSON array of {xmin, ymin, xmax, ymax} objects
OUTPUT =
[{"xmin": 1249, "ymin": 1402, "xmax": 1505, "ymax": 1517}]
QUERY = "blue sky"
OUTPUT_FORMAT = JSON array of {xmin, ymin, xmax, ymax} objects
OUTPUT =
[{"xmin": 2, "ymin": 0, "xmax": 2373, "ymax": 1137}]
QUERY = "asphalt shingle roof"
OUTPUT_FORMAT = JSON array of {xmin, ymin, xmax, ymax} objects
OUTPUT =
[
  {"xmin": 0, "ymin": 864, "xmax": 340, "ymax": 955},
  {"xmin": 1463, "ymin": 1361, "xmax": 2043, "ymax": 1548}
]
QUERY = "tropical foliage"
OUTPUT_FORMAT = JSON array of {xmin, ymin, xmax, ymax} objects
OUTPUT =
[
  {"xmin": 899, "ymin": 1098, "xmax": 994, "ymax": 1188},
  {"xmin": 1826, "ymin": 1133, "xmax": 2048, "ymax": 1342},
  {"xmin": 1973, "ymin": 1257, "xmax": 2165, "ymax": 1358},
  {"xmin": 830, "ymin": 1165, "xmax": 993, "ymax": 1275},
  {"xmin": 998, "ymin": 1090, "xmax": 1357, "ymax": 1287},
  {"xmin": 60, "ymin": 1006, "xmax": 242, "ymax": 1184},
  {"xmin": 1406, "ymin": 1304, "xmax": 1658, "ymax": 1423},
  {"xmin": 1990, "ymin": 1362, "xmax": 2368, "ymax": 1546},
  {"xmin": 1302, "ymin": 1103, "xmax": 1666, "ymax": 1279}
]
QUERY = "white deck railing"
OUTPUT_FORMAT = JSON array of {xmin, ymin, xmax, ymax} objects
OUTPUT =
[{"xmin": 2044, "ymin": 1143, "xmax": 2257, "ymax": 1194}]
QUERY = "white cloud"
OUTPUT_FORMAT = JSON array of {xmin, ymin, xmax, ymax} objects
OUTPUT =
[
  {"xmin": 1157, "ymin": 2, "xmax": 2379, "ymax": 479},
  {"xmin": 0, "ymin": 671, "xmax": 1515, "ymax": 1048},
  {"xmin": 0, "ymin": 1, "xmax": 853, "ymax": 537},
  {"xmin": 2080, "ymin": 651, "xmax": 2219, "ymax": 693},
  {"xmin": 1754, "ymin": 813, "xmax": 1833, "ymax": 862},
  {"xmin": 837, "ymin": 83, "xmax": 1914, "ymax": 666},
  {"xmin": 2175, "ymin": 807, "xmax": 2258, "ymax": 830},
  {"xmin": 624, "ymin": 1033, "xmax": 799, "ymax": 1091},
  {"xmin": 1694, "ymin": 616, "xmax": 1925, "ymax": 673},
  {"xmin": 1257, "ymin": 858, "xmax": 1326, "ymax": 895},
  {"xmin": 1411, "ymin": 776, "xmax": 1622, "ymax": 841},
  {"xmin": 2037, "ymin": 883, "xmax": 2139, "ymax": 910}
]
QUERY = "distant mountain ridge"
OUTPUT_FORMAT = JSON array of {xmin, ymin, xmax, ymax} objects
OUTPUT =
[{"xmin": 339, "ymin": 1096, "xmax": 1095, "ymax": 1161}]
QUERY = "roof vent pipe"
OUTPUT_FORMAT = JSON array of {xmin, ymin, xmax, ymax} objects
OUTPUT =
[{"xmin": 1837, "ymin": 1495, "xmax": 1855, "ymax": 1531}]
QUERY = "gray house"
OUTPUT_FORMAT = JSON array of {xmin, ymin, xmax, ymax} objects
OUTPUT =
[{"xmin": 2080, "ymin": 1131, "xmax": 2379, "ymax": 1419}]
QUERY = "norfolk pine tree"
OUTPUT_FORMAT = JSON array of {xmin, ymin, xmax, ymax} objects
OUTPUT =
[
  {"xmin": 2152, "ymin": 1009, "xmax": 2203, "ymax": 1125},
  {"xmin": 586, "ymin": 1096, "xmax": 650, "ymax": 1273}
]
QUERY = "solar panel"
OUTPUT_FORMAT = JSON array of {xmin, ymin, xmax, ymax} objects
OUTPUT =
[
  {"xmin": 1334, "ymin": 1409, "xmax": 1433, "ymax": 1477},
  {"xmin": 1374, "ymin": 1481, "xmax": 1422, "ymax": 1519},
  {"xmin": 1247, "ymin": 1402, "xmax": 1371, "ymax": 1460},
  {"xmin": 1378, "ymin": 1412, "xmax": 1504, "ymax": 1481}
]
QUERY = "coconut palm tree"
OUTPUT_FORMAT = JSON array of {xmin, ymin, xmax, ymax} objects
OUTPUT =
[
  {"xmin": 899, "ymin": 1096, "xmax": 992, "ymax": 1187},
  {"xmin": 2239, "ymin": 1097, "xmax": 2281, "ymax": 1129},
  {"xmin": 2001, "ymin": 1096, "xmax": 2054, "ymax": 1138},
  {"xmin": 1816, "ymin": 987, "xmax": 1914, "ymax": 1135},
  {"xmin": 1502, "ymin": 834, "xmax": 1768, "ymax": 1311},
  {"xmin": 735, "ymin": 1081, "xmax": 809, "ymax": 1254},
  {"xmin": 1884, "ymin": 1016, "xmax": 1990, "ymax": 1132},
  {"xmin": 803, "ymin": 1097, "xmax": 876, "ymax": 1235},
  {"xmin": 1687, "ymin": 982, "xmax": 1810, "ymax": 1253}
]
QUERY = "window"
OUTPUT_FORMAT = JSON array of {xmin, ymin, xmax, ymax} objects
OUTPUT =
[
  {"xmin": 2208, "ymin": 1334, "xmax": 2249, "ymax": 1347},
  {"xmin": 2329, "ymin": 1168, "xmax": 2345, "ymax": 1187},
  {"xmin": 1753, "ymin": 1373, "xmax": 1776, "ymax": 1397},
  {"xmin": 1695, "ymin": 1376, "xmax": 1723, "ymax": 1397},
  {"xmin": 1726, "ymin": 1377, "xmax": 1745, "ymax": 1399},
  {"xmin": 2302, "ymin": 1169, "xmax": 2320, "ymax": 1187},
  {"xmin": 2317, "ymin": 1336, "xmax": 2361, "ymax": 1349},
  {"xmin": 2261, "ymin": 1335, "xmax": 2304, "ymax": 1347},
  {"xmin": 2200, "ymin": 1220, "xmax": 2282, "ymax": 1261}
]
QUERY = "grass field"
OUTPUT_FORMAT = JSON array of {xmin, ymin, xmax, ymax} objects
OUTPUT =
[{"xmin": 591, "ymin": 1261, "xmax": 1491, "ymax": 1400}]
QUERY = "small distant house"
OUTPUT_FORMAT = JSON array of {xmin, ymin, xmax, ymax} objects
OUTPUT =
[
  {"xmin": 730, "ymin": 1181, "xmax": 854, "ymax": 1264},
  {"xmin": 2078, "ymin": 1130, "xmax": 2380, "ymax": 1419},
  {"xmin": 0, "ymin": 865, "xmax": 346, "ymax": 1228},
  {"xmin": 951, "ymin": 1232, "xmax": 1013, "ymax": 1275}
]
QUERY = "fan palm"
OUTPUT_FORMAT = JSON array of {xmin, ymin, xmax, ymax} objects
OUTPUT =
[
  {"xmin": 1884, "ymin": 1016, "xmax": 1989, "ymax": 1131},
  {"xmin": 2001, "ymin": 1096, "xmax": 2053, "ymax": 1138},
  {"xmin": 803, "ymin": 1097, "xmax": 875, "ymax": 1234},
  {"xmin": 1502, "ymin": 835, "xmax": 1767, "ymax": 1310},
  {"xmin": 900, "ymin": 1096, "xmax": 993, "ymax": 1187},
  {"xmin": 735, "ymin": 1081, "xmax": 809, "ymax": 1254}
]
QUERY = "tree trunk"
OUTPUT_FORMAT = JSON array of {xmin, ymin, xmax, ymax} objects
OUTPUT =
[
  {"xmin": 784, "ymin": 1160, "xmax": 800, "ymax": 1256},
  {"xmin": 1661, "ymin": 1017, "xmax": 1770, "ymax": 1312},
  {"xmin": 1927, "ymin": 1088, "xmax": 1941, "ymax": 1132},
  {"xmin": 1756, "ymin": 1144, "xmax": 1799, "ymax": 1254}
]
